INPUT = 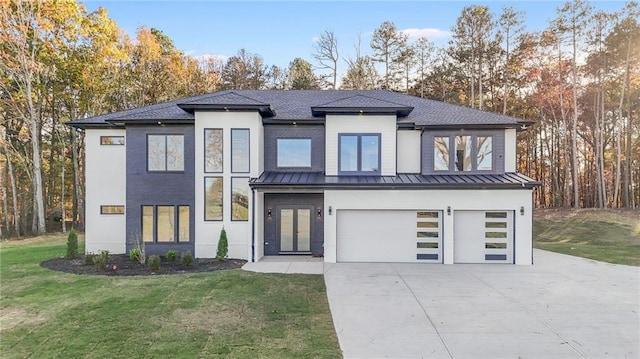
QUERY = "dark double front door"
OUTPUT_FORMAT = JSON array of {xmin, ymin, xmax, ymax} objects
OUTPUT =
[
  {"xmin": 264, "ymin": 194, "xmax": 323, "ymax": 256},
  {"xmin": 278, "ymin": 206, "xmax": 311, "ymax": 253}
]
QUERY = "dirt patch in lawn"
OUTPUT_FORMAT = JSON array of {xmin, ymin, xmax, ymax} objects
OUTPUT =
[{"xmin": 41, "ymin": 255, "xmax": 246, "ymax": 276}]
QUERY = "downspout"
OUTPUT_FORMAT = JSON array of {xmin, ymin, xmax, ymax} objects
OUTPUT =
[{"xmin": 251, "ymin": 187, "xmax": 256, "ymax": 262}]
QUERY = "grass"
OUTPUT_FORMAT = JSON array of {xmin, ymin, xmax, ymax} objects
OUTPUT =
[
  {"xmin": 534, "ymin": 209, "xmax": 640, "ymax": 266},
  {"xmin": 0, "ymin": 235, "xmax": 341, "ymax": 358}
]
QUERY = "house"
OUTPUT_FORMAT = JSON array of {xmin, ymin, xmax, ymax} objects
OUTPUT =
[{"xmin": 69, "ymin": 90, "xmax": 540, "ymax": 265}]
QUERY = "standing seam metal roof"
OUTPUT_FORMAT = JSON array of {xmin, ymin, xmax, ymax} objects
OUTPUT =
[{"xmin": 249, "ymin": 172, "xmax": 541, "ymax": 189}]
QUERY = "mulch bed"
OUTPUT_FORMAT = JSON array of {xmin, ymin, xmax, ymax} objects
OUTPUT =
[{"xmin": 41, "ymin": 255, "xmax": 246, "ymax": 276}]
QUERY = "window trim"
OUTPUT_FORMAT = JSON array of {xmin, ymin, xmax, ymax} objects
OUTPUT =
[
  {"xmin": 100, "ymin": 205, "xmax": 125, "ymax": 215},
  {"xmin": 100, "ymin": 136, "xmax": 125, "ymax": 145},
  {"xmin": 231, "ymin": 128, "xmax": 250, "ymax": 173},
  {"xmin": 204, "ymin": 128, "xmax": 223, "ymax": 173},
  {"xmin": 141, "ymin": 205, "xmax": 190, "ymax": 243},
  {"xmin": 204, "ymin": 176, "xmax": 224, "ymax": 221},
  {"xmin": 338, "ymin": 133, "xmax": 381, "ymax": 175},
  {"xmin": 146, "ymin": 134, "xmax": 185, "ymax": 173},
  {"xmin": 230, "ymin": 177, "xmax": 250, "ymax": 222},
  {"xmin": 276, "ymin": 138, "xmax": 312, "ymax": 168}
]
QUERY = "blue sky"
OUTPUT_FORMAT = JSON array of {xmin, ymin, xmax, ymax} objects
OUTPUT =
[{"xmin": 83, "ymin": 1, "xmax": 626, "ymax": 75}]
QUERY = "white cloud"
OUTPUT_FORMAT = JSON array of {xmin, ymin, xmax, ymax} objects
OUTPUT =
[
  {"xmin": 192, "ymin": 53, "xmax": 229, "ymax": 63},
  {"xmin": 401, "ymin": 28, "xmax": 451, "ymax": 42},
  {"xmin": 311, "ymin": 36, "xmax": 320, "ymax": 43}
]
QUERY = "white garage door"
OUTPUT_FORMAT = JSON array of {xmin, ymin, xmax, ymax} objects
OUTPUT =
[
  {"xmin": 337, "ymin": 210, "xmax": 442, "ymax": 263},
  {"xmin": 454, "ymin": 211, "xmax": 514, "ymax": 263}
]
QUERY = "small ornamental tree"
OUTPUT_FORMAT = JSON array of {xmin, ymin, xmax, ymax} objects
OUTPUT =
[
  {"xmin": 66, "ymin": 229, "xmax": 78, "ymax": 259},
  {"xmin": 216, "ymin": 228, "xmax": 228, "ymax": 261}
]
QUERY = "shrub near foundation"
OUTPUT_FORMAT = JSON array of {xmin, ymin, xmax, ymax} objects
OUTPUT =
[
  {"xmin": 216, "ymin": 229, "xmax": 228, "ymax": 261},
  {"xmin": 65, "ymin": 229, "xmax": 78, "ymax": 259},
  {"xmin": 148, "ymin": 255, "xmax": 161, "ymax": 271},
  {"xmin": 166, "ymin": 250, "xmax": 177, "ymax": 261},
  {"xmin": 181, "ymin": 250, "xmax": 194, "ymax": 267}
]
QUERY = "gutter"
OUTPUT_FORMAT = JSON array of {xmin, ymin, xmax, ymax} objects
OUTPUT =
[{"xmin": 251, "ymin": 187, "xmax": 256, "ymax": 262}]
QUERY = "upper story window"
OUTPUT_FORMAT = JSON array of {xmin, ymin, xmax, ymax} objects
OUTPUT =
[
  {"xmin": 277, "ymin": 139, "xmax": 311, "ymax": 168},
  {"xmin": 231, "ymin": 129, "xmax": 250, "ymax": 173},
  {"xmin": 339, "ymin": 134, "xmax": 380, "ymax": 175},
  {"xmin": 434, "ymin": 135, "xmax": 493, "ymax": 172},
  {"xmin": 204, "ymin": 129, "xmax": 223, "ymax": 173},
  {"xmin": 100, "ymin": 136, "xmax": 124, "ymax": 145},
  {"xmin": 148, "ymin": 134, "xmax": 184, "ymax": 172}
]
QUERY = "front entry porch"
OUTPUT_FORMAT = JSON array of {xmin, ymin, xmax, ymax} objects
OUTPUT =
[
  {"xmin": 263, "ymin": 193, "xmax": 324, "ymax": 257},
  {"xmin": 242, "ymin": 255, "xmax": 324, "ymax": 274}
]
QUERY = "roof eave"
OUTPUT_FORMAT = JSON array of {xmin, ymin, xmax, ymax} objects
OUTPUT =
[
  {"xmin": 177, "ymin": 103, "xmax": 275, "ymax": 117},
  {"xmin": 310, "ymin": 106, "xmax": 414, "ymax": 117}
]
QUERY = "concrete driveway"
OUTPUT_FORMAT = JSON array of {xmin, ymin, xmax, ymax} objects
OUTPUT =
[{"xmin": 324, "ymin": 249, "xmax": 639, "ymax": 359}]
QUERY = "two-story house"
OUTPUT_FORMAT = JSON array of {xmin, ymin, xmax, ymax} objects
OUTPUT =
[{"xmin": 70, "ymin": 90, "xmax": 539, "ymax": 265}]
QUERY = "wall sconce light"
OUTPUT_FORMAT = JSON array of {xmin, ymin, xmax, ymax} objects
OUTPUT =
[
  {"xmin": 520, "ymin": 206, "xmax": 525, "ymax": 216},
  {"xmin": 328, "ymin": 206, "xmax": 332, "ymax": 215},
  {"xmin": 267, "ymin": 208, "xmax": 272, "ymax": 218},
  {"xmin": 317, "ymin": 208, "xmax": 322, "ymax": 218},
  {"xmin": 447, "ymin": 206, "xmax": 451, "ymax": 216}
]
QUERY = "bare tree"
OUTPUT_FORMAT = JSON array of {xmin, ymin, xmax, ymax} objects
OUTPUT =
[
  {"xmin": 414, "ymin": 37, "xmax": 435, "ymax": 98},
  {"xmin": 370, "ymin": 21, "xmax": 407, "ymax": 90},
  {"xmin": 313, "ymin": 30, "xmax": 339, "ymax": 89}
]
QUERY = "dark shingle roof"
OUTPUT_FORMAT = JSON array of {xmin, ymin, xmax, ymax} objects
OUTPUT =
[
  {"xmin": 250, "ymin": 172, "xmax": 540, "ymax": 189},
  {"xmin": 69, "ymin": 90, "xmax": 528, "ymax": 128}
]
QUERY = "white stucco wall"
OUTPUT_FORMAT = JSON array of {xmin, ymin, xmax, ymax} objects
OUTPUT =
[
  {"xmin": 194, "ymin": 111, "xmax": 262, "ymax": 259},
  {"xmin": 324, "ymin": 189, "xmax": 533, "ymax": 265},
  {"xmin": 325, "ymin": 114, "xmax": 397, "ymax": 176},
  {"xmin": 505, "ymin": 128, "xmax": 517, "ymax": 172},
  {"xmin": 397, "ymin": 130, "xmax": 421, "ymax": 173},
  {"xmin": 84, "ymin": 129, "xmax": 126, "ymax": 254}
]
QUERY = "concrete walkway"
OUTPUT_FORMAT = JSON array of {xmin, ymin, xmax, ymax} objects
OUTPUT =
[
  {"xmin": 324, "ymin": 250, "xmax": 639, "ymax": 359},
  {"xmin": 242, "ymin": 255, "xmax": 323, "ymax": 274}
]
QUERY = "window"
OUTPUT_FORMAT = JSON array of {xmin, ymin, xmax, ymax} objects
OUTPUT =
[
  {"xmin": 157, "ymin": 206, "xmax": 175, "ymax": 242},
  {"xmin": 434, "ymin": 137, "xmax": 449, "ymax": 171},
  {"xmin": 205, "ymin": 129, "xmax": 223, "ymax": 173},
  {"xmin": 141, "ymin": 205, "xmax": 190, "ymax": 243},
  {"xmin": 231, "ymin": 177, "xmax": 249, "ymax": 221},
  {"xmin": 339, "ymin": 134, "xmax": 380, "ymax": 174},
  {"xmin": 277, "ymin": 139, "xmax": 311, "ymax": 167},
  {"xmin": 142, "ymin": 206, "xmax": 154, "ymax": 242},
  {"xmin": 231, "ymin": 129, "xmax": 249, "ymax": 173},
  {"xmin": 100, "ymin": 205, "xmax": 124, "ymax": 214},
  {"xmin": 477, "ymin": 136, "xmax": 493, "ymax": 170},
  {"xmin": 100, "ymin": 136, "xmax": 124, "ymax": 145},
  {"xmin": 148, "ymin": 135, "xmax": 184, "ymax": 171},
  {"xmin": 455, "ymin": 136, "xmax": 472, "ymax": 171},
  {"xmin": 205, "ymin": 177, "xmax": 223, "ymax": 221},
  {"xmin": 178, "ymin": 206, "xmax": 190, "ymax": 242},
  {"xmin": 433, "ymin": 135, "xmax": 493, "ymax": 172}
]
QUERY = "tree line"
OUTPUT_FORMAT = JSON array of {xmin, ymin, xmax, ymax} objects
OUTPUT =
[{"xmin": 1, "ymin": 0, "xmax": 638, "ymax": 238}]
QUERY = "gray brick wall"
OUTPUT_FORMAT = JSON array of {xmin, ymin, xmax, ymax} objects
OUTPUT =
[
  {"xmin": 264, "ymin": 124, "xmax": 325, "ymax": 172},
  {"xmin": 125, "ymin": 124, "xmax": 195, "ymax": 256}
]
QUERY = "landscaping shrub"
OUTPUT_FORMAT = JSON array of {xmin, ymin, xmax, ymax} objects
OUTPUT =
[
  {"xmin": 94, "ymin": 250, "xmax": 110, "ymax": 271},
  {"xmin": 166, "ymin": 250, "xmax": 177, "ymax": 261},
  {"xmin": 83, "ymin": 253, "xmax": 96, "ymax": 265},
  {"xmin": 216, "ymin": 228, "xmax": 228, "ymax": 261},
  {"xmin": 148, "ymin": 255, "xmax": 161, "ymax": 271},
  {"xmin": 181, "ymin": 250, "xmax": 194, "ymax": 267},
  {"xmin": 129, "ymin": 248, "xmax": 141, "ymax": 262},
  {"xmin": 65, "ymin": 229, "xmax": 78, "ymax": 259}
]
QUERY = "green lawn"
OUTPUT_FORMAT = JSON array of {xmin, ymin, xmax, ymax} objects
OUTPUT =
[
  {"xmin": 534, "ymin": 209, "xmax": 640, "ymax": 266},
  {"xmin": 0, "ymin": 235, "xmax": 341, "ymax": 358}
]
